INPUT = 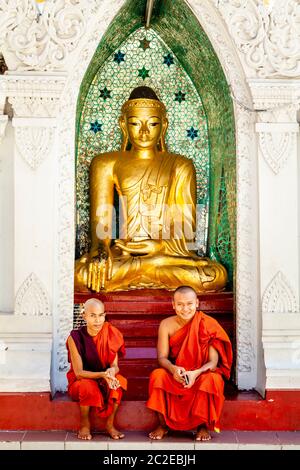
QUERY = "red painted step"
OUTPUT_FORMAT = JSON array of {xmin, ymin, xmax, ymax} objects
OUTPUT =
[{"xmin": 1, "ymin": 390, "xmax": 300, "ymax": 431}]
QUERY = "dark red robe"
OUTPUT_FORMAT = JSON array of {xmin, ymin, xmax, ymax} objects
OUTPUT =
[
  {"xmin": 66, "ymin": 323, "xmax": 127, "ymax": 418},
  {"xmin": 146, "ymin": 311, "xmax": 232, "ymax": 431}
]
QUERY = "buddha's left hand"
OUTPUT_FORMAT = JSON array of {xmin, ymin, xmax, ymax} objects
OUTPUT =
[{"xmin": 115, "ymin": 239, "xmax": 163, "ymax": 255}]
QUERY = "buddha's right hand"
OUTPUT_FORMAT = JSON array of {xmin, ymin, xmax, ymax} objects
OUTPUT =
[{"xmin": 87, "ymin": 245, "xmax": 113, "ymax": 291}]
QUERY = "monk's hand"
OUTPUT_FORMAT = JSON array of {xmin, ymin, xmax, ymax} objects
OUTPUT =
[
  {"xmin": 173, "ymin": 366, "xmax": 186, "ymax": 384},
  {"xmin": 114, "ymin": 239, "xmax": 162, "ymax": 255},
  {"xmin": 105, "ymin": 375, "xmax": 120, "ymax": 390},
  {"xmin": 183, "ymin": 370, "xmax": 198, "ymax": 389},
  {"xmin": 105, "ymin": 367, "xmax": 116, "ymax": 378}
]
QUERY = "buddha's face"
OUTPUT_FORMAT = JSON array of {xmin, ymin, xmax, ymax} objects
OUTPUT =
[{"xmin": 125, "ymin": 107, "xmax": 166, "ymax": 149}]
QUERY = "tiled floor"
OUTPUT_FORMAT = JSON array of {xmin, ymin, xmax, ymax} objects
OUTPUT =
[{"xmin": 0, "ymin": 431, "xmax": 300, "ymax": 450}]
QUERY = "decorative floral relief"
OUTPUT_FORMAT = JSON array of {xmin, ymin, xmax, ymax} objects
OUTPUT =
[
  {"xmin": 15, "ymin": 272, "xmax": 51, "ymax": 316},
  {"xmin": 0, "ymin": 0, "xmax": 87, "ymax": 71},
  {"xmin": 262, "ymin": 271, "xmax": 299, "ymax": 313},
  {"xmin": 15, "ymin": 125, "xmax": 55, "ymax": 170},
  {"xmin": 0, "ymin": 0, "xmax": 299, "ymax": 78},
  {"xmin": 216, "ymin": 0, "xmax": 300, "ymax": 78},
  {"xmin": 259, "ymin": 131, "xmax": 296, "ymax": 174}
]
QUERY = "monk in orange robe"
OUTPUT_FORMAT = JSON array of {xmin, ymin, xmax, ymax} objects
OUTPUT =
[
  {"xmin": 67, "ymin": 298, "xmax": 127, "ymax": 440},
  {"xmin": 147, "ymin": 286, "xmax": 232, "ymax": 441}
]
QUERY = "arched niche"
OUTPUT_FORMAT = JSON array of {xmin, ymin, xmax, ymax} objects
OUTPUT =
[{"xmin": 75, "ymin": 0, "xmax": 236, "ymax": 284}]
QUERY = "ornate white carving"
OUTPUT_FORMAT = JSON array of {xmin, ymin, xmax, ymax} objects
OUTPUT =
[
  {"xmin": 247, "ymin": 79, "xmax": 300, "ymax": 114},
  {"xmin": 15, "ymin": 273, "xmax": 51, "ymax": 316},
  {"xmin": 0, "ymin": 0, "xmax": 87, "ymax": 71},
  {"xmin": 262, "ymin": 271, "xmax": 299, "ymax": 313},
  {"xmin": 0, "ymin": 74, "xmax": 67, "ymax": 117},
  {"xmin": 0, "ymin": 0, "xmax": 299, "ymax": 80},
  {"xmin": 14, "ymin": 122, "xmax": 55, "ymax": 170},
  {"xmin": 216, "ymin": 0, "xmax": 300, "ymax": 78},
  {"xmin": 258, "ymin": 129, "xmax": 296, "ymax": 174}
]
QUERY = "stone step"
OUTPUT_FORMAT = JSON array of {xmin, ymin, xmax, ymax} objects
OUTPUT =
[{"xmin": 0, "ymin": 430, "xmax": 299, "ymax": 450}]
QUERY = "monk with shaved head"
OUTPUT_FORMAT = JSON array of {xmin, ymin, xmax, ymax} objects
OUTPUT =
[
  {"xmin": 66, "ymin": 298, "xmax": 127, "ymax": 440},
  {"xmin": 147, "ymin": 286, "xmax": 232, "ymax": 441}
]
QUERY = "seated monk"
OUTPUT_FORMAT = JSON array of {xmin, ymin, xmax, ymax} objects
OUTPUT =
[
  {"xmin": 66, "ymin": 298, "xmax": 127, "ymax": 440},
  {"xmin": 147, "ymin": 285, "xmax": 232, "ymax": 441},
  {"xmin": 75, "ymin": 86, "xmax": 227, "ymax": 293}
]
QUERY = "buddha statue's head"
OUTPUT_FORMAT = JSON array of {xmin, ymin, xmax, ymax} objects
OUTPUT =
[{"xmin": 120, "ymin": 86, "xmax": 168, "ymax": 152}]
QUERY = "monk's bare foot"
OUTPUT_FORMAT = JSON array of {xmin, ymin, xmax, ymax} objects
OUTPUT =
[
  {"xmin": 77, "ymin": 426, "xmax": 92, "ymax": 440},
  {"xmin": 149, "ymin": 425, "xmax": 169, "ymax": 440},
  {"xmin": 196, "ymin": 425, "xmax": 211, "ymax": 441},
  {"xmin": 106, "ymin": 425, "xmax": 125, "ymax": 440}
]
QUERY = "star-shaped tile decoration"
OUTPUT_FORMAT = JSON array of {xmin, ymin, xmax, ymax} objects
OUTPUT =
[
  {"xmin": 114, "ymin": 50, "xmax": 125, "ymax": 64},
  {"xmin": 100, "ymin": 87, "xmax": 111, "ymax": 101},
  {"xmin": 187, "ymin": 127, "xmax": 199, "ymax": 140},
  {"xmin": 138, "ymin": 66, "xmax": 150, "ymax": 80},
  {"xmin": 163, "ymin": 53, "xmax": 174, "ymax": 67},
  {"xmin": 139, "ymin": 37, "xmax": 151, "ymax": 51},
  {"xmin": 90, "ymin": 120, "xmax": 102, "ymax": 134},
  {"xmin": 175, "ymin": 91, "xmax": 186, "ymax": 103}
]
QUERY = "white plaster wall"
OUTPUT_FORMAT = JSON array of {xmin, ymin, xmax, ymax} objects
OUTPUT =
[
  {"xmin": 0, "ymin": 120, "xmax": 14, "ymax": 313},
  {"xmin": 12, "ymin": 117, "xmax": 57, "ymax": 302}
]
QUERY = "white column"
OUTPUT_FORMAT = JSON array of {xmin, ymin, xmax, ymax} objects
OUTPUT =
[
  {"xmin": 249, "ymin": 79, "xmax": 300, "ymax": 389},
  {"xmin": 0, "ymin": 81, "xmax": 12, "ymax": 312},
  {"xmin": 0, "ymin": 73, "xmax": 66, "ymax": 392},
  {"xmin": 0, "ymin": 115, "xmax": 8, "ymax": 142}
]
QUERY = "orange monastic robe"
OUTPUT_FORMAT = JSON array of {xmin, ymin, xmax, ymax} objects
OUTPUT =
[
  {"xmin": 146, "ymin": 311, "xmax": 232, "ymax": 430},
  {"xmin": 67, "ymin": 322, "xmax": 127, "ymax": 418}
]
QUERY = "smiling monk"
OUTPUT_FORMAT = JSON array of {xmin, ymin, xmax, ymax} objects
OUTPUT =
[
  {"xmin": 66, "ymin": 298, "xmax": 127, "ymax": 440},
  {"xmin": 147, "ymin": 286, "xmax": 232, "ymax": 441}
]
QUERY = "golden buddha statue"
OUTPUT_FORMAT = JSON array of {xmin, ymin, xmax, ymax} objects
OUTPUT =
[{"xmin": 75, "ymin": 86, "xmax": 227, "ymax": 293}]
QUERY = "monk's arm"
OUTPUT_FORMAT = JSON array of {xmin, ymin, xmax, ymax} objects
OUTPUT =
[
  {"xmin": 67, "ymin": 336, "xmax": 106, "ymax": 380},
  {"xmin": 106, "ymin": 354, "xmax": 120, "ymax": 377},
  {"xmin": 157, "ymin": 322, "xmax": 185, "ymax": 383},
  {"xmin": 195, "ymin": 345, "xmax": 219, "ymax": 376}
]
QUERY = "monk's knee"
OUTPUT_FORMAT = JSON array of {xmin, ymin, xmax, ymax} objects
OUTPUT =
[
  {"xmin": 77, "ymin": 379, "xmax": 99, "ymax": 399},
  {"xmin": 150, "ymin": 368, "xmax": 164, "ymax": 377},
  {"xmin": 150, "ymin": 368, "xmax": 169, "ymax": 381}
]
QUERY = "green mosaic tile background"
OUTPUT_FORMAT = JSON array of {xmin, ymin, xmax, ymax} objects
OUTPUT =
[{"xmin": 76, "ymin": 27, "xmax": 210, "ymax": 257}]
